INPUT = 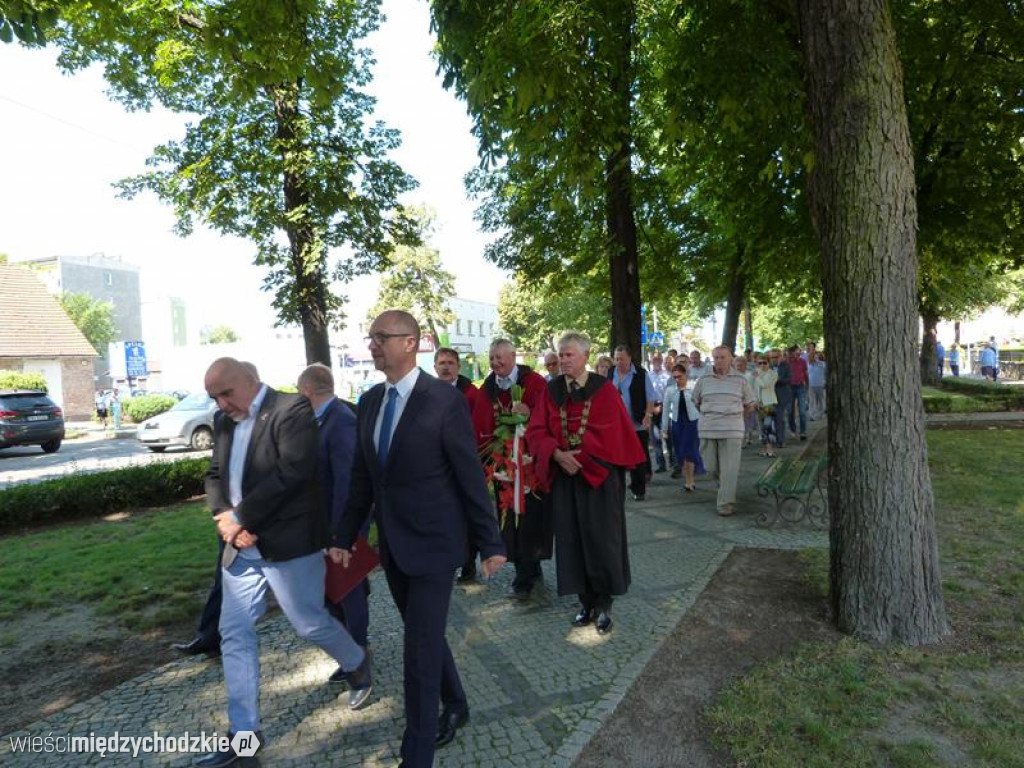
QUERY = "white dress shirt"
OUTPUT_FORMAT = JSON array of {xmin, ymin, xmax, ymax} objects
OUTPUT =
[
  {"xmin": 229, "ymin": 383, "xmax": 268, "ymax": 559},
  {"xmin": 495, "ymin": 366, "xmax": 519, "ymax": 391},
  {"xmin": 374, "ymin": 367, "xmax": 421, "ymax": 453}
]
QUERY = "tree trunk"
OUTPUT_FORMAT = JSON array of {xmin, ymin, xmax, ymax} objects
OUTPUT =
[
  {"xmin": 953, "ymin": 320, "xmax": 960, "ymax": 345},
  {"xmin": 797, "ymin": 0, "xmax": 948, "ymax": 644},
  {"xmin": 743, "ymin": 298, "xmax": 754, "ymax": 352},
  {"xmin": 272, "ymin": 81, "xmax": 332, "ymax": 366},
  {"xmin": 920, "ymin": 311, "xmax": 940, "ymax": 385},
  {"xmin": 721, "ymin": 248, "xmax": 745, "ymax": 352},
  {"xmin": 602, "ymin": 0, "xmax": 642, "ymax": 359}
]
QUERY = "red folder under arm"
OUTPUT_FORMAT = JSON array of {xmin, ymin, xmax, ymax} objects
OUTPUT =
[{"xmin": 324, "ymin": 536, "xmax": 380, "ymax": 603}]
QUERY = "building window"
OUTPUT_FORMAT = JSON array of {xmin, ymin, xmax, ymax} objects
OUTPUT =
[
  {"xmin": 456, "ymin": 319, "xmax": 462, "ymax": 335},
  {"xmin": 105, "ymin": 272, "xmax": 113, "ymax": 286},
  {"xmin": 478, "ymin": 321, "xmax": 484, "ymax": 336},
  {"xmin": 489, "ymin": 323, "xmax": 495, "ymax": 335}
]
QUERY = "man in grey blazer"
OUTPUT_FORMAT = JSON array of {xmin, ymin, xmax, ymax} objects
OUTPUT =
[{"xmin": 195, "ymin": 358, "xmax": 370, "ymax": 768}]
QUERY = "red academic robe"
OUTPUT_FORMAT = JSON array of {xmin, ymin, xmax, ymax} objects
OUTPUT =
[
  {"xmin": 526, "ymin": 373, "xmax": 644, "ymax": 599},
  {"xmin": 471, "ymin": 364, "xmax": 553, "ymax": 563},
  {"xmin": 527, "ymin": 375, "xmax": 646, "ymax": 492},
  {"xmin": 471, "ymin": 364, "xmax": 547, "ymax": 449},
  {"xmin": 455, "ymin": 375, "xmax": 479, "ymax": 413}
]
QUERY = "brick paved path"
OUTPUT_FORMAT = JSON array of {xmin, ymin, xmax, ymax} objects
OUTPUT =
[{"xmin": 2, "ymin": 424, "xmax": 826, "ymax": 767}]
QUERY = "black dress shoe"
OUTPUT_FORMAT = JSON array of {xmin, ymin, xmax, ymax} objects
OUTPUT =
[
  {"xmin": 631, "ymin": 493, "xmax": 645, "ymax": 502},
  {"xmin": 435, "ymin": 706, "xmax": 469, "ymax": 748},
  {"xmin": 509, "ymin": 583, "xmax": 532, "ymax": 600},
  {"xmin": 571, "ymin": 606, "xmax": 593, "ymax": 627},
  {"xmin": 172, "ymin": 636, "xmax": 220, "ymax": 656},
  {"xmin": 595, "ymin": 612, "xmax": 613, "ymax": 635},
  {"xmin": 654, "ymin": 466, "xmax": 667, "ymax": 474},
  {"xmin": 194, "ymin": 730, "xmax": 262, "ymax": 767}
]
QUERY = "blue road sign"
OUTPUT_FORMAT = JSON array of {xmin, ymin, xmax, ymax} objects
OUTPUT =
[
  {"xmin": 125, "ymin": 341, "xmax": 148, "ymax": 377},
  {"xmin": 648, "ymin": 331, "xmax": 665, "ymax": 347}
]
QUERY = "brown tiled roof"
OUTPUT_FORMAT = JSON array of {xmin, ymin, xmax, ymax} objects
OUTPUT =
[{"xmin": 0, "ymin": 265, "xmax": 99, "ymax": 357}]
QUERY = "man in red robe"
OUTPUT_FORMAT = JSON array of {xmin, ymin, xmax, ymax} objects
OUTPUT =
[
  {"xmin": 466, "ymin": 338, "xmax": 552, "ymax": 596},
  {"xmin": 526, "ymin": 332, "xmax": 645, "ymax": 635},
  {"xmin": 434, "ymin": 347, "xmax": 479, "ymax": 412}
]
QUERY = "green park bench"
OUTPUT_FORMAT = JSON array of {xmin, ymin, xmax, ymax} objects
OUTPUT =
[{"xmin": 754, "ymin": 454, "xmax": 828, "ymax": 529}]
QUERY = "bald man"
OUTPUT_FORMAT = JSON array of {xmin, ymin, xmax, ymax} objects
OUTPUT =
[
  {"xmin": 196, "ymin": 358, "xmax": 371, "ymax": 767},
  {"xmin": 337, "ymin": 310, "xmax": 506, "ymax": 767}
]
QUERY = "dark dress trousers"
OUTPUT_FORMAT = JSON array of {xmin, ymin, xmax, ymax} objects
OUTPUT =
[
  {"xmin": 339, "ymin": 372, "xmax": 505, "ymax": 768},
  {"xmin": 318, "ymin": 397, "xmax": 369, "ymax": 647}
]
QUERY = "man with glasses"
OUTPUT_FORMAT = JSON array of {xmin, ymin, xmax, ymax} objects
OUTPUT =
[
  {"xmin": 542, "ymin": 350, "xmax": 560, "ymax": 381},
  {"xmin": 337, "ymin": 310, "xmax": 506, "ymax": 766}
]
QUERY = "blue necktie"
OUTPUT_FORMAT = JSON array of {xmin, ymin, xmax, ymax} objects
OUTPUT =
[{"xmin": 377, "ymin": 387, "xmax": 398, "ymax": 470}]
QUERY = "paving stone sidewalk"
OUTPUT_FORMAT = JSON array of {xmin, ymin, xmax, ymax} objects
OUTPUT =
[{"xmin": 1, "ymin": 423, "xmax": 827, "ymax": 767}]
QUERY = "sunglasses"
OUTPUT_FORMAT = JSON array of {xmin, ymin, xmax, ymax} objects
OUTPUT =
[{"xmin": 758, "ymin": 361, "xmax": 769, "ymax": 366}]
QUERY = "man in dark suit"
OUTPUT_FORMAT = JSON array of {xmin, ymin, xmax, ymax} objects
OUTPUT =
[
  {"xmin": 335, "ymin": 311, "xmax": 506, "ymax": 768},
  {"xmin": 297, "ymin": 362, "xmax": 371, "ymax": 682},
  {"xmin": 196, "ymin": 358, "xmax": 371, "ymax": 768}
]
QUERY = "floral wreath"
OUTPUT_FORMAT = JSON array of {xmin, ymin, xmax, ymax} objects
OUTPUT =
[{"xmin": 481, "ymin": 384, "xmax": 536, "ymax": 526}]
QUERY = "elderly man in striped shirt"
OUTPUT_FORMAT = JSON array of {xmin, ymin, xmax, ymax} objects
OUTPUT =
[{"xmin": 691, "ymin": 346, "xmax": 758, "ymax": 517}]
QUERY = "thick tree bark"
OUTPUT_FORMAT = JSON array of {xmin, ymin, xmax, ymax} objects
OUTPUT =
[
  {"xmin": 953, "ymin": 320, "xmax": 960, "ymax": 346},
  {"xmin": 721, "ymin": 248, "xmax": 745, "ymax": 352},
  {"xmin": 797, "ymin": 0, "xmax": 948, "ymax": 644},
  {"xmin": 743, "ymin": 299, "xmax": 754, "ymax": 352},
  {"xmin": 920, "ymin": 311, "xmax": 940, "ymax": 385},
  {"xmin": 602, "ymin": 0, "xmax": 642, "ymax": 359},
  {"xmin": 273, "ymin": 82, "xmax": 332, "ymax": 366}
]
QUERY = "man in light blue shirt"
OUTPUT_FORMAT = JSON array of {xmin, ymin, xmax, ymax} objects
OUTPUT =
[
  {"xmin": 980, "ymin": 343, "xmax": 998, "ymax": 381},
  {"xmin": 612, "ymin": 346, "xmax": 657, "ymax": 501}
]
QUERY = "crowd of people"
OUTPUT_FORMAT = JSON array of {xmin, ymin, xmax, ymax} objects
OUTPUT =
[
  {"xmin": 929, "ymin": 333, "xmax": 1002, "ymax": 381},
  {"xmin": 178, "ymin": 316, "xmax": 828, "ymax": 768}
]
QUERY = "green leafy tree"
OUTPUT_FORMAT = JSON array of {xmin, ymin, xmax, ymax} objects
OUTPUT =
[
  {"xmin": 58, "ymin": 291, "xmax": 114, "ymax": 355},
  {"xmin": 432, "ymin": 0, "xmax": 644, "ymax": 356},
  {"xmin": 498, "ymin": 274, "xmax": 611, "ymax": 354},
  {"xmin": 366, "ymin": 209, "xmax": 456, "ymax": 344},
  {"xmin": 896, "ymin": 0, "xmax": 1024, "ymax": 382},
  {"xmin": 750, "ymin": 291, "xmax": 823, "ymax": 351},
  {"xmin": 0, "ymin": 0, "xmax": 58, "ymax": 44},
  {"xmin": 55, "ymin": 0, "xmax": 418, "ymax": 366},
  {"xmin": 201, "ymin": 324, "xmax": 241, "ymax": 345},
  {"xmin": 797, "ymin": 0, "xmax": 947, "ymax": 645}
]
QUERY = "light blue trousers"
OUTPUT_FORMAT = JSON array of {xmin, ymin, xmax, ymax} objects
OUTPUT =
[{"xmin": 219, "ymin": 551, "xmax": 365, "ymax": 732}]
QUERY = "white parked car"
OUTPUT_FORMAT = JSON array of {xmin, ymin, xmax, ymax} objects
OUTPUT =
[{"xmin": 136, "ymin": 393, "xmax": 218, "ymax": 452}]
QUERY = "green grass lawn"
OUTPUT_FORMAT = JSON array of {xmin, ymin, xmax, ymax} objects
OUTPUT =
[
  {"xmin": 0, "ymin": 501, "xmax": 217, "ymax": 630},
  {"xmin": 922, "ymin": 383, "xmax": 1024, "ymax": 413},
  {"xmin": 709, "ymin": 429, "xmax": 1024, "ymax": 767}
]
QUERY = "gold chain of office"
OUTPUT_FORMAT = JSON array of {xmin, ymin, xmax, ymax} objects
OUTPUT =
[{"xmin": 560, "ymin": 400, "xmax": 591, "ymax": 448}]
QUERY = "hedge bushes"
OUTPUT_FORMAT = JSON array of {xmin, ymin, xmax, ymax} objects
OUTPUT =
[
  {"xmin": 923, "ymin": 379, "xmax": 1024, "ymax": 413},
  {"xmin": 0, "ymin": 372, "xmax": 48, "ymax": 392},
  {"xmin": 122, "ymin": 394, "xmax": 178, "ymax": 423},
  {"xmin": 0, "ymin": 458, "xmax": 208, "ymax": 532}
]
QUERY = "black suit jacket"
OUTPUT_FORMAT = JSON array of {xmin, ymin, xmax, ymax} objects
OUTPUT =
[
  {"xmin": 339, "ymin": 370, "xmax": 505, "ymax": 575},
  {"xmin": 205, "ymin": 388, "xmax": 327, "ymax": 562}
]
